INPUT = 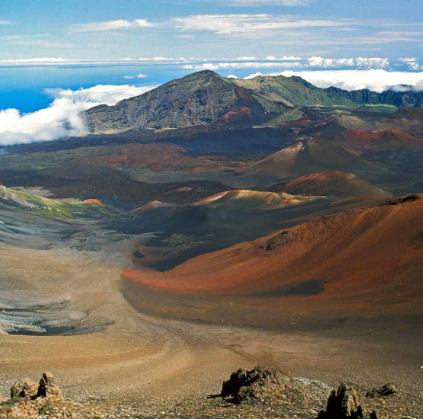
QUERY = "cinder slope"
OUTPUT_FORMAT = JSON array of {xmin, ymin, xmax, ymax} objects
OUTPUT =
[
  {"xmin": 340, "ymin": 128, "xmax": 423, "ymax": 151},
  {"xmin": 241, "ymin": 141, "xmax": 386, "ymax": 183},
  {"xmin": 395, "ymin": 107, "xmax": 423, "ymax": 119},
  {"xmin": 124, "ymin": 195, "xmax": 423, "ymax": 312},
  {"xmin": 190, "ymin": 189, "xmax": 327, "ymax": 212},
  {"xmin": 283, "ymin": 172, "xmax": 392, "ymax": 198}
]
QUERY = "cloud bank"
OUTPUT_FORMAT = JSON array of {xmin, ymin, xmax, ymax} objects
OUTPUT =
[
  {"xmin": 308, "ymin": 56, "xmax": 390, "ymax": 68},
  {"xmin": 249, "ymin": 69, "xmax": 423, "ymax": 92},
  {"xmin": 183, "ymin": 61, "xmax": 301, "ymax": 70},
  {"xmin": 0, "ymin": 85, "xmax": 155, "ymax": 146}
]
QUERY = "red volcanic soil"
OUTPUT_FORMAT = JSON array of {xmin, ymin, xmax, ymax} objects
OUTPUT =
[
  {"xmin": 235, "ymin": 86, "xmax": 254, "ymax": 102},
  {"xmin": 165, "ymin": 187, "xmax": 193, "ymax": 193},
  {"xmin": 342, "ymin": 128, "xmax": 423, "ymax": 150},
  {"xmin": 283, "ymin": 171, "xmax": 391, "ymax": 198},
  {"xmin": 78, "ymin": 143, "xmax": 248, "ymax": 172},
  {"xmin": 123, "ymin": 195, "xmax": 423, "ymax": 312},
  {"xmin": 82, "ymin": 199, "xmax": 103, "ymax": 205},
  {"xmin": 242, "ymin": 140, "xmax": 385, "ymax": 181},
  {"xmin": 218, "ymin": 107, "xmax": 253, "ymax": 124},
  {"xmin": 396, "ymin": 107, "xmax": 423, "ymax": 119},
  {"xmin": 130, "ymin": 200, "xmax": 174, "ymax": 214}
]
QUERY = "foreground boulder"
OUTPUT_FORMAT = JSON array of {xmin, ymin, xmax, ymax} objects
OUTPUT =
[
  {"xmin": 37, "ymin": 372, "xmax": 62, "ymax": 399},
  {"xmin": 317, "ymin": 384, "xmax": 378, "ymax": 419},
  {"xmin": 366, "ymin": 383, "xmax": 397, "ymax": 398},
  {"xmin": 10, "ymin": 373, "xmax": 62, "ymax": 401},
  {"xmin": 220, "ymin": 366, "xmax": 285, "ymax": 404},
  {"xmin": 11, "ymin": 378, "xmax": 38, "ymax": 399}
]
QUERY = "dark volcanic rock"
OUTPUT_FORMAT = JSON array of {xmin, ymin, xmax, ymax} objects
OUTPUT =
[
  {"xmin": 220, "ymin": 366, "xmax": 285, "ymax": 404},
  {"xmin": 317, "ymin": 384, "xmax": 378, "ymax": 419},
  {"xmin": 382, "ymin": 194, "xmax": 420, "ymax": 206},
  {"xmin": 366, "ymin": 383, "xmax": 397, "ymax": 398},
  {"xmin": 257, "ymin": 231, "xmax": 289, "ymax": 251}
]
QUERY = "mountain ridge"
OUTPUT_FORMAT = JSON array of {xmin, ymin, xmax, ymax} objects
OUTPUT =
[{"xmin": 83, "ymin": 70, "xmax": 423, "ymax": 134}]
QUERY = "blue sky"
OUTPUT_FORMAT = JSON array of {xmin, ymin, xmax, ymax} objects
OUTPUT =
[{"xmin": 0, "ymin": 0, "xmax": 422, "ymax": 64}]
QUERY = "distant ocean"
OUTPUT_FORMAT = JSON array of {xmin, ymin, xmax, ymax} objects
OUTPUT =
[{"xmin": 0, "ymin": 65, "xmax": 201, "ymax": 113}]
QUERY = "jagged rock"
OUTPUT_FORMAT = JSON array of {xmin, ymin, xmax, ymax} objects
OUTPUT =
[
  {"xmin": 366, "ymin": 383, "xmax": 397, "ymax": 398},
  {"xmin": 317, "ymin": 384, "xmax": 378, "ymax": 419},
  {"xmin": 37, "ymin": 372, "xmax": 62, "ymax": 399},
  {"xmin": 220, "ymin": 366, "xmax": 285, "ymax": 404},
  {"xmin": 11, "ymin": 378, "xmax": 38, "ymax": 399}
]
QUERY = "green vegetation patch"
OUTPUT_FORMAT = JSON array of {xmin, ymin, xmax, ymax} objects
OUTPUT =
[
  {"xmin": 263, "ymin": 108, "xmax": 305, "ymax": 127},
  {"xmin": 8, "ymin": 189, "xmax": 116, "ymax": 220},
  {"xmin": 355, "ymin": 105, "xmax": 399, "ymax": 114}
]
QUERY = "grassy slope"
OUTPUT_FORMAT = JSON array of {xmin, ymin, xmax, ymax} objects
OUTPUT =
[
  {"xmin": 234, "ymin": 76, "xmax": 357, "ymax": 108},
  {"xmin": 1, "ymin": 186, "xmax": 115, "ymax": 219},
  {"xmin": 263, "ymin": 108, "xmax": 305, "ymax": 127}
]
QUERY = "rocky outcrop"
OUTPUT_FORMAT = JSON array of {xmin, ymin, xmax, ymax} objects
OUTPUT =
[
  {"xmin": 220, "ymin": 366, "xmax": 286, "ymax": 404},
  {"xmin": 10, "ymin": 373, "xmax": 62, "ymax": 401},
  {"xmin": 37, "ymin": 372, "xmax": 62, "ymax": 399},
  {"xmin": 11, "ymin": 378, "xmax": 38, "ymax": 400},
  {"xmin": 317, "ymin": 384, "xmax": 378, "ymax": 419},
  {"xmin": 326, "ymin": 86, "xmax": 423, "ymax": 108}
]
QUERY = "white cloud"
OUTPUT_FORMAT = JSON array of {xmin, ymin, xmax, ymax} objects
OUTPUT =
[
  {"xmin": 183, "ymin": 61, "xmax": 301, "ymax": 70},
  {"xmin": 408, "ymin": 62, "xmax": 421, "ymax": 70},
  {"xmin": 281, "ymin": 55, "xmax": 302, "ymax": 60},
  {"xmin": 152, "ymin": 57, "xmax": 176, "ymax": 61},
  {"xmin": 245, "ymin": 72, "xmax": 263, "ymax": 79},
  {"xmin": 398, "ymin": 58, "xmax": 420, "ymax": 70},
  {"xmin": 0, "ymin": 20, "xmax": 13, "ymax": 25},
  {"xmin": 308, "ymin": 56, "xmax": 389, "ymax": 69},
  {"xmin": 308, "ymin": 56, "xmax": 355, "ymax": 67},
  {"xmin": 355, "ymin": 57, "xmax": 389, "ymax": 68},
  {"xmin": 173, "ymin": 14, "xmax": 353, "ymax": 37},
  {"xmin": 68, "ymin": 19, "xmax": 153, "ymax": 33},
  {"xmin": 258, "ymin": 69, "xmax": 423, "ymax": 92},
  {"xmin": 124, "ymin": 73, "xmax": 149, "ymax": 79},
  {"xmin": 0, "ymin": 85, "xmax": 155, "ymax": 145},
  {"xmin": 266, "ymin": 56, "xmax": 277, "ymax": 60},
  {"xmin": 227, "ymin": 75, "xmax": 238, "ymax": 79},
  {"xmin": 0, "ymin": 57, "xmax": 188, "ymax": 67},
  {"xmin": 0, "ymin": 57, "xmax": 76, "ymax": 65}
]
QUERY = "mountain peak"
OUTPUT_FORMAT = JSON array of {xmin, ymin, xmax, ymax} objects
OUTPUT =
[{"xmin": 182, "ymin": 70, "xmax": 223, "ymax": 81}]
